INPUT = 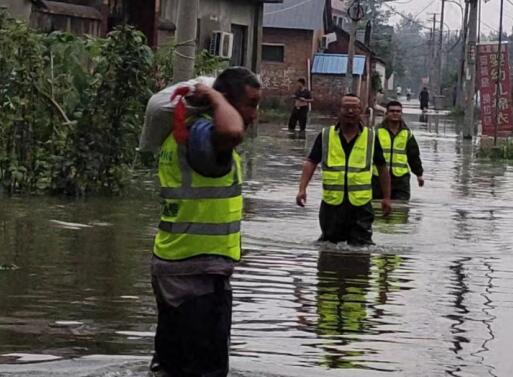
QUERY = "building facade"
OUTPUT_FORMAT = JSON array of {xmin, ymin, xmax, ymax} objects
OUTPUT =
[
  {"xmin": 1, "ymin": 0, "xmax": 281, "ymax": 72},
  {"xmin": 261, "ymin": 0, "xmax": 331, "ymax": 106}
]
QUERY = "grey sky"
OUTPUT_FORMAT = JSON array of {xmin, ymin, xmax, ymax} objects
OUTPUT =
[{"xmin": 390, "ymin": 0, "xmax": 513, "ymax": 35}]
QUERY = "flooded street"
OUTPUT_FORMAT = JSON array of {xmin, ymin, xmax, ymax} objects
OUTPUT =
[{"xmin": 1, "ymin": 104, "xmax": 513, "ymax": 376}]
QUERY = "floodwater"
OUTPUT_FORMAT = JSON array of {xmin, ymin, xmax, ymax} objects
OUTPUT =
[{"xmin": 1, "ymin": 102, "xmax": 513, "ymax": 376}]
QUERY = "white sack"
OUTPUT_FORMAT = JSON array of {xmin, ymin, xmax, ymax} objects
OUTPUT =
[{"xmin": 139, "ymin": 76, "xmax": 216, "ymax": 153}]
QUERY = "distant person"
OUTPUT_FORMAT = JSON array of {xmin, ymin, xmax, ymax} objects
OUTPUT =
[
  {"xmin": 372, "ymin": 101, "xmax": 424, "ymax": 201},
  {"xmin": 406, "ymin": 88, "xmax": 412, "ymax": 101},
  {"xmin": 288, "ymin": 78, "xmax": 313, "ymax": 132},
  {"xmin": 296, "ymin": 94, "xmax": 392, "ymax": 246},
  {"xmin": 419, "ymin": 87, "xmax": 430, "ymax": 111},
  {"xmin": 396, "ymin": 86, "xmax": 402, "ymax": 97}
]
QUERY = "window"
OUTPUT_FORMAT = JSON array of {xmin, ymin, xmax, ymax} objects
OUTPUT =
[
  {"xmin": 231, "ymin": 24, "xmax": 247, "ymax": 66},
  {"xmin": 262, "ymin": 44, "xmax": 284, "ymax": 62}
]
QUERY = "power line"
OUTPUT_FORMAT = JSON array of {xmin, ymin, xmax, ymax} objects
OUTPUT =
[
  {"xmin": 414, "ymin": 2, "xmax": 437, "ymax": 19},
  {"xmin": 382, "ymin": 3, "xmax": 432, "ymax": 30}
]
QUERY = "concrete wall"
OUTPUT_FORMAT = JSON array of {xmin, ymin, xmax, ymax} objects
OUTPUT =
[
  {"xmin": 0, "ymin": 0, "xmax": 32, "ymax": 21},
  {"xmin": 261, "ymin": 28, "xmax": 314, "ymax": 105},
  {"xmin": 159, "ymin": 0, "xmax": 260, "ymax": 70}
]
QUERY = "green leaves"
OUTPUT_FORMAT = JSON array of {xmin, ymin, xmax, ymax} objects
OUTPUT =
[{"xmin": 0, "ymin": 14, "xmax": 225, "ymax": 196}]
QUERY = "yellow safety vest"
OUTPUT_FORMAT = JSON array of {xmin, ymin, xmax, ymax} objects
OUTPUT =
[
  {"xmin": 374, "ymin": 126, "xmax": 412, "ymax": 177},
  {"xmin": 153, "ymin": 127, "xmax": 243, "ymax": 261},
  {"xmin": 321, "ymin": 125, "xmax": 374, "ymax": 206}
]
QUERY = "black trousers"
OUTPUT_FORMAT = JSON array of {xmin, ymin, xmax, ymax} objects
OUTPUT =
[
  {"xmin": 288, "ymin": 106, "xmax": 308, "ymax": 131},
  {"xmin": 319, "ymin": 200, "xmax": 374, "ymax": 245},
  {"xmin": 152, "ymin": 276, "xmax": 232, "ymax": 377},
  {"xmin": 372, "ymin": 174, "xmax": 411, "ymax": 201}
]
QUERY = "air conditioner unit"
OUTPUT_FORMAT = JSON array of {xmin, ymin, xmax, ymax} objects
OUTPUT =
[
  {"xmin": 209, "ymin": 31, "xmax": 234, "ymax": 59},
  {"xmin": 320, "ymin": 32, "xmax": 337, "ymax": 50}
]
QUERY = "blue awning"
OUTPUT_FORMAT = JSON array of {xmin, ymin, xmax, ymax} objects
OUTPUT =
[{"xmin": 311, "ymin": 53, "xmax": 366, "ymax": 75}]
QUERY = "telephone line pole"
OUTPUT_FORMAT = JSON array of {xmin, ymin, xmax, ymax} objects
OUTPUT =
[
  {"xmin": 463, "ymin": 0, "xmax": 478, "ymax": 139},
  {"xmin": 428, "ymin": 13, "xmax": 438, "ymax": 91},
  {"xmin": 435, "ymin": 0, "xmax": 446, "ymax": 95},
  {"xmin": 173, "ymin": 0, "xmax": 198, "ymax": 83},
  {"xmin": 456, "ymin": 0, "xmax": 469, "ymax": 108}
]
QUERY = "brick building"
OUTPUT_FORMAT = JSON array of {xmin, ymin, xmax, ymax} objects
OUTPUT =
[
  {"xmin": 311, "ymin": 53, "xmax": 367, "ymax": 113},
  {"xmin": 261, "ymin": 0, "xmax": 385, "ymax": 112},
  {"xmin": 261, "ymin": 0, "xmax": 331, "ymax": 107},
  {"xmin": 159, "ymin": 0, "xmax": 282, "ymax": 72},
  {"xmin": 331, "ymin": 0, "xmax": 349, "ymax": 29},
  {"xmin": 1, "ymin": 0, "xmax": 282, "ymax": 73}
]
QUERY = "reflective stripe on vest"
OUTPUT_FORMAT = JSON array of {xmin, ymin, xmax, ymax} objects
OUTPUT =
[
  {"xmin": 159, "ymin": 220, "xmax": 241, "ymax": 236},
  {"xmin": 374, "ymin": 127, "xmax": 411, "ymax": 177},
  {"xmin": 154, "ymin": 131, "xmax": 242, "ymax": 261},
  {"xmin": 321, "ymin": 125, "xmax": 374, "ymax": 206}
]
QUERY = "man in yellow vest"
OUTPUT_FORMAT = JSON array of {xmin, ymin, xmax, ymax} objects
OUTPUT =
[
  {"xmin": 372, "ymin": 101, "xmax": 424, "ymax": 201},
  {"xmin": 150, "ymin": 67, "xmax": 262, "ymax": 377},
  {"xmin": 296, "ymin": 94, "xmax": 392, "ymax": 245}
]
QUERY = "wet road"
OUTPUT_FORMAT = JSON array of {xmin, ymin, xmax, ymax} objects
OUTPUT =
[{"xmin": 1, "ymin": 103, "xmax": 513, "ymax": 376}]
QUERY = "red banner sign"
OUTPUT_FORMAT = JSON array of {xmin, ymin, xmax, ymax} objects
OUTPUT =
[{"xmin": 477, "ymin": 43, "xmax": 513, "ymax": 137}]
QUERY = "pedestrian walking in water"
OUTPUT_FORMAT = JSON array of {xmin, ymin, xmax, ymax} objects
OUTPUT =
[
  {"xmin": 372, "ymin": 101, "xmax": 424, "ymax": 201},
  {"xmin": 419, "ymin": 87, "xmax": 429, "ymax": 111},
  {"xmin": 150, "ymin": 67, "xmax": 262, "ymax": 377},
  {"xmin": 296, "ymin": 94, "xmax": 392, "ymax": 245},
  {"xmin": 288, "ymin": 78, "xmax": 313, "ymax": 132}
]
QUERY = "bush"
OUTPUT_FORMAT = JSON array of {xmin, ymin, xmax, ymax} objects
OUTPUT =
[
  {"xmin": 0, "ymin": 13, "xmax": 225, "ymax": 195},
  {"xmin": 478, "ymin": 138, "xmax": 513, "ymax": 160}
]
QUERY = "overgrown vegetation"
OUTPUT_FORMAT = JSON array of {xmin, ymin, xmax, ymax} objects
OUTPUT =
[
  {"xmin": 479, "ymin": 139, "xmax": 513, "ymax": 160},
  {"xmin": 0, "ymin": 13, "xmax": 225, "ymax": 195}
]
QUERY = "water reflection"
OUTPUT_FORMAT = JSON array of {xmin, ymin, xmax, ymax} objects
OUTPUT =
[
  {"xmin": 317, "ymin": 252, "xmax": 371, "ymax": 369},
  {"xmin": 315, "ymin": 251, "xmax": 406, "ymax": 371},
  {"xmin": 1, "ymin": 111, "xmax": 513, "ymax": 376}
]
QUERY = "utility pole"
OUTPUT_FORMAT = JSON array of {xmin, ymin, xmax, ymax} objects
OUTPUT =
[
  {"xmin": 434, "ymin": 0, "xmax": 446, "ymax": 96},
  {"xmin": 173, "ymin": 0, "xmax": 198, "ymax": 83},
  {"xmin": 477, "ymin": 0, "xmax": 481, "ymax": 43},
  {"xmin": 346, "ymin": 18, "xmax": 358, "ymax": 93},
  {"xmin": 494, "ymin": 0, "xmax": 505, "ymax": 145},
  {"xmin": 346, "ymin": 1, "xmax": 365, "ymax": 94},
  {"xmin": 456, "ymin": 1, "xmax": 469, "ymax": 108},
  {"xmin": 428, "ymin": 13, "xmax": 438, "ymax": 91},
  {"xmin": 463, "ymin": 0, "xmax": 478, "ymax": 139}
]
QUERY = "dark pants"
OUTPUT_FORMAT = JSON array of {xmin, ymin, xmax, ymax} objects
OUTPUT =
[
  {"xmin": 288, "ymin": 106, "xmax": 308, "ymax": 131},
  {"xmin": 372, "ymin": 174, "xmax": 411, "ymax": 201},
  {"xmin": 319, "ymin": 200, "xmax": 374, "ymax": 245},
  {"xmin": 152, "ymin": 276, "xmax": 232, "ymax": 377}
]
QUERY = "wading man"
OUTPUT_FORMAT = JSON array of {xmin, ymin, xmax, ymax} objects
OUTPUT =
[
  {"xmin": 150, "ymin": 67, "xmax": 261, "ymax": 377},
  {"xmin": 288, "ymin": 78, "xmax": 313, "ymax": 132},
  {"xmin": 296, "ymin": 94, "xmax": 392, "ymax": 245},
  {"xmin": 372, "ymin": 101, "xmax": 424, "ymax": 201}
]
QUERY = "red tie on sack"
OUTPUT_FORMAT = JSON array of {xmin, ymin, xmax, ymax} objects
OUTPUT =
[{"xmin": 171, "ymin": 86, "xmax": 191, "ymax": 144}]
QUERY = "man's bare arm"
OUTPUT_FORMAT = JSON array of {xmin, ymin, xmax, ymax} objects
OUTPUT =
[
  {"xmin": 296, "ymin": 160, "xmax": 318, "ymax": 207},
  {"xmin": 195, "ymin": 84, "xmax": 244, "ymax": 152}
]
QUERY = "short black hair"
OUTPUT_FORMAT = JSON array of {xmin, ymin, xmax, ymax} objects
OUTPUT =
[
  {"xmin": 213, "ymin": 67, "xmax": 261, "ymax": 103},
  {"xmin": 386, "ymin": 101, "xmax": 402, "ymax": 110},
  {"xmin": 298, "ymin": 78, "xmax": 306, "ymax": 85}
]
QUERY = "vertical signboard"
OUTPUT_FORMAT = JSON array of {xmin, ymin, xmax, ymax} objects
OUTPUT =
[{"xmin": 477, "ymin": 43, "xmax": 513, "ymax": 137}]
